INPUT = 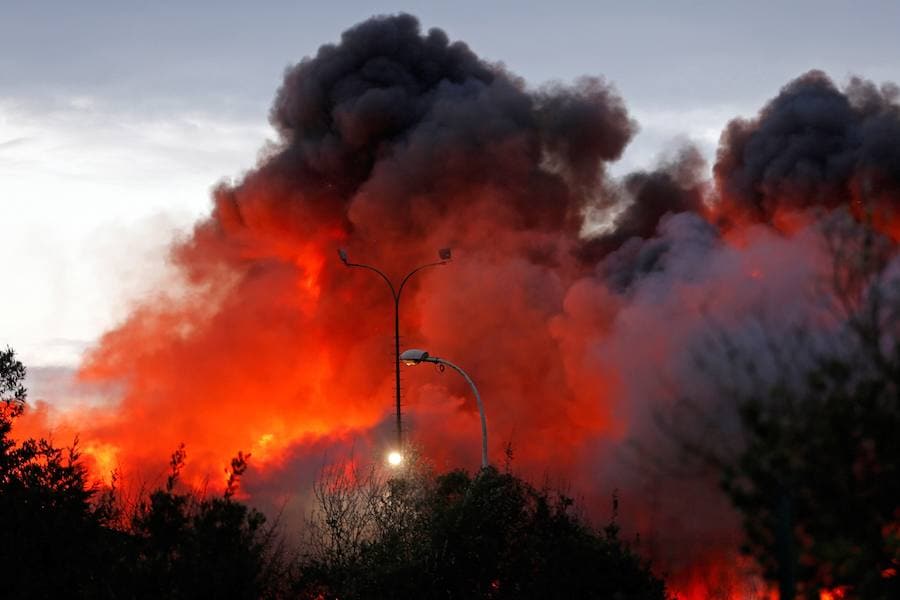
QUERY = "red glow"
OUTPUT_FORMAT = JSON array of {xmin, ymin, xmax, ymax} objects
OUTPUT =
[
  {"xmin": 12, "ymin": 32, "xmax": 899, "ymax": 598},
  {"xmin": 10, "ymin": 199, "xmax": 844, "ymax": 600}
]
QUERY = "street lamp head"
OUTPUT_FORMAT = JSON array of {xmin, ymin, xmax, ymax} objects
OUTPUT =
[
  {"xmin": 337, "ymin": 248, "xmax": 349, "ymax": 264},
  {"xmin": 438, "ymin": 247, "xmax": 451, "ymax": 261},
  {"xmin": 387, "ymin": 450, "xmax": 403, "ymax": 467},
  {"xmin": 400, "ymin": 348, "xmax": 430, "ymax": 366}
]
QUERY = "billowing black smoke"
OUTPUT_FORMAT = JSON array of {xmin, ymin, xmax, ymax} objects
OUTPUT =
[
  {"xmin": 22, "ymin": 13, "xmax": 900, "ymax": 597},
  {"xmin": 579, "ymin": 145, "xmax": 708, "ymax": 262},
  {"xmin": 216, "ymin": 13, "xmax": 638, "ymax": 247},
  {"xmin": 715, "ymin": 69, "xmax": 900, "ymax": 222}
]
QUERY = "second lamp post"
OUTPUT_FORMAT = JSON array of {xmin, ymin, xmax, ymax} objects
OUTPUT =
[{"xmin": 338, "ymin": 247, "xmax": 451, "ymax": 454}]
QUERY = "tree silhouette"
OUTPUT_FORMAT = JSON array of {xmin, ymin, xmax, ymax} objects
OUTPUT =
[
  {"xmin": 0, "ymin": 347, "xmax": 119, "ymax": 597},
  {"xmin": 128, "ymin": 445, "xmax": 286, "ymax": 599},
  {"xmin": 657, "ymin": 216, "xmax": 900, "ymax": 599},
  {"xmin": 2, "ymin": 346, "xmax": 667, "ymax": 598},
  {"xmin": 0, "ymin": 346, "xmax": 26, "ymax": 403},
  {"xmin": 297, "ymin": 458, "xmax": 667, "ymax": 599},
  {"xmin": 0, "ymin": 347, "xmax": 289, "ymax": 598}
]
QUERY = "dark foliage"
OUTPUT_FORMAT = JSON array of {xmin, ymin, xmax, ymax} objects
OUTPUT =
[
  {"xmin": 0, "ymin": 346, "xmax": 26, "ymax": 403},
  {"xmin": 125, "ymin": 445, "xmax": 284, "ymax": 599},
  {"xmin": 719, "ymin": 223, "xmax": 900, "ymax": 599},
  {"xmin": 659, "ymin": 220, "xmax": 900, "ymax": 599},
  {"xmin": 0, "ymin": 405, "xmax": 119, "ymax": 597},
  {"xmin": 723, "ymin": 356, "xmax": 900, "ymax": 599},
  {"xmin": 0, "ymin": 348, "xmax": 288, "ymax": 599},
  {"xmin": 0, "ymin": 347, "xmax": 116, "ymax": 597},
  {"xmin": 1, "ymin": 346, "xmax": 664, "ymax": 598},
  {"xmin": 296, "ymin": 464, "xmax": 667, "ymax": 600}
]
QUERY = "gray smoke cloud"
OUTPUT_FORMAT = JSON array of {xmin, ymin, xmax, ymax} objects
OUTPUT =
[
  {"xmin": 215, "ymin": 13, "xmax": 638, "ymax": 247},
  {"xmin": 580, "ymin": 145, "xmax": 708, "ymax": 262},
  {"xmin": 23, "ymin": 13, "xmax": 900, "ymax": 594},
  {"xmin": 715, "ymin": 70, "xmax": 900, "ymax": 222}
]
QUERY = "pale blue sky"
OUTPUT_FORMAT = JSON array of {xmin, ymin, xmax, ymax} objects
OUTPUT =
[{"xmin": 3, "ymin": 0, "xmax": 900, "ymax": 369}]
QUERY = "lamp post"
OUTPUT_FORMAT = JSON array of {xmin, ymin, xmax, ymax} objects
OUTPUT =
[
  {"xmin": 400, "ymin": 348, "xmax": 488, "ymax": 470},
  {"xmin": 337, "ymin": 248, "xmax": 451, "ymax": 456}
]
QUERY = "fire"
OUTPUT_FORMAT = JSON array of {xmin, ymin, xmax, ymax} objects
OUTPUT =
[
  {"xmin": 250, "ymin": 433, "xmax": 277, "ymax": 463},
  {"xmin": 12, "ymin": 14, "xmax": 900, "ymax": 599},
  {"xmin": 82, "ymin": 442, "xmax": 119, "ymax": 484}
]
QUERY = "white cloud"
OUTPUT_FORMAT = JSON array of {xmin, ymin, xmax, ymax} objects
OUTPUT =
[
  {"xmin": 0, "ymin": 97, "xmax": 273, "ymax": 367},
  {"xmin": 610, "ymin": 104, "xmax": 750, "ymax": 177}
]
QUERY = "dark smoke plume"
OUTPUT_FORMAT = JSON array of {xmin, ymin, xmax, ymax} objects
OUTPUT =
[
  {"xmin": 579, "ymin": 145, "xmax": 708, "ymax": 262},
  {"xmin": 715, "ymin": 70, "xmax": 900, "ymax": 223},
  {"xmin": 218, "ymin": 12, "xmax": 637, "ymax": 248},
  {"xmin": 24, "ymin": 12, "xmax": 644, "ymax": 496},
  {"xmin": 18, "ymin": 13, "xmax": 900, "ymax": 598}
]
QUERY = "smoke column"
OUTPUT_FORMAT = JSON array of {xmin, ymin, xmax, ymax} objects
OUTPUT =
[
  {"xmin": 715, "ymin": 69, "xmax": 900, "ymax": 230},
  {"xmin": 15, "ymin": 14, "xmax": 900, "ymax": 597}
]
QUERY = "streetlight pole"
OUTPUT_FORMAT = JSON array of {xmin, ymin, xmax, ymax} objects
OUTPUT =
[
  {"xmin": 338, "ymin": 248, "xmax": 451, "ymax": 453},
  {"xmin": 400, "ymin": 349, "xmax": 488, "ymax": 470}
]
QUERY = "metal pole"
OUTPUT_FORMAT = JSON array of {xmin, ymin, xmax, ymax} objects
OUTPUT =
[
  {"xmin": 338, "ymin": 251, "xmax": 448, "ymax": 451},
  {"xmin": 393, "ymin": 295, "xmax": 402, "ymax": 449},
  {"xmin": 428, "ymin": 357, "xmax": 488, "ymax": 469}
]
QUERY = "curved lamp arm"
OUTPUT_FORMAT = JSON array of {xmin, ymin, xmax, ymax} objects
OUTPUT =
[
  {"xmin": 340, "ymin": 260, "xmax": 398, "ymax": 300},
  {"xmin": 400, "ymin": 348, "xmax": 488, "ymax": 470},
  {"xmin": 432, "ymin": 357, "xmax": 488, "ymax": 470},
  {"xmin": 397, "ymin": 260, "xmax": 448, "ymax": 298}
]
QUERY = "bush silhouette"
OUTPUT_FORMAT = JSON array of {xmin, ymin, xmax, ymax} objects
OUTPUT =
[{"xmin": 297, "ymin": 460, "xmax": 667, "ymax": 600}]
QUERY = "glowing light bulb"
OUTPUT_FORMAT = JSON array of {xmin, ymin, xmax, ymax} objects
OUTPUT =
[{"xmin": 387, "ymin": 451, "xmax": 403, "ymax": 466}]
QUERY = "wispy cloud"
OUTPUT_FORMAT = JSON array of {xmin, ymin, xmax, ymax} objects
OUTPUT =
[{"xmin": 0, "ymin": 96, "xmax": 274, "ymax": 368}]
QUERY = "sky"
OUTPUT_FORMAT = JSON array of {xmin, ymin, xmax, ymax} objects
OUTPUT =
[{"xmin": 3, "ymin": 0, "xmax": 900, "ymax": 374}]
